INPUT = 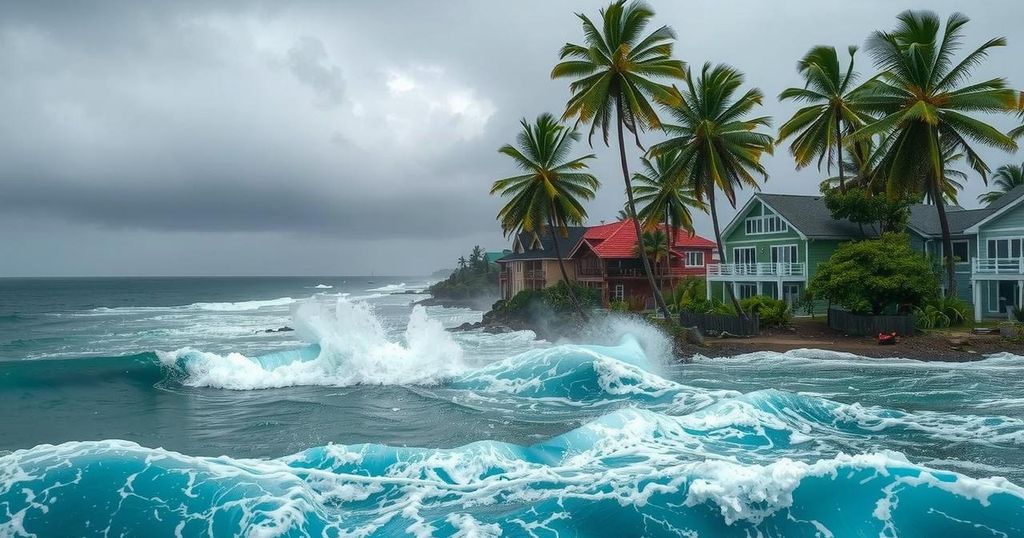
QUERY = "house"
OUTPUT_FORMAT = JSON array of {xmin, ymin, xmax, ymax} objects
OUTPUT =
[
  {"xmin": 496, "ymin": 219, "xmax": 717, "ymax": 307},
  {"xmin": 709, "ymin": 186, "xmax": 1024, "ymax": 320},
  {"xmin": 908, "ymin": 185, "xmax": 1024, "ymax": 321},
  {"xmin": 497, "ymin": 227, "xmax": 589, "ymax": 300},
  {"xmin": 570, "ymin": 219, "xmax": 716, "ymax": 307}
]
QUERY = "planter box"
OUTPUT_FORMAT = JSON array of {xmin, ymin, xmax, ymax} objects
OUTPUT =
[
  {"xmin": 827, "ymin": 308, "xmax": 915, "ymax": 336},
  {"xmin": 680, "ymin": 311, "xmax": 760, "ymax": 336}
]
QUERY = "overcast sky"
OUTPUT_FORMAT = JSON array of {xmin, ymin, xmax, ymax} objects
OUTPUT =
[{"xmin": 2, "ymin": 1, "xmax": 1022, "ymax": 276}]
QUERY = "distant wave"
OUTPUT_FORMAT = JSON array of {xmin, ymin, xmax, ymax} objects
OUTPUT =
[
  {"xmin": 365, "ymin": 282, "xmax": 407, "ymax": 293},
  {"xmin": 312, "ymin": 284, "xmax": 333, "ymax": 289}
]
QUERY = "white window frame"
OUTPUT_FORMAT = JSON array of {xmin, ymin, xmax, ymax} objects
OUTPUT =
[
  {"xmin": 733, "ymin": 247, "xmax": 756, "ymax": 265},
  {"xmin": 770, "ymin": 244, "xmax": 799, "ymax": 264},
  {"xmin": 685, "ymin": 251, "xmax": 705, "ymax": 267},
  {"xmin": 744, "ymin": 210, "xmax": 789, "ymax": 236},
  {"xmin": 736, "ymin": 283, "xmax": 757, "ymax": 300},
  {"xmin": 947, "ymin": 240, "xmax": 970, "ymax": 265},
  {"xmin": 612, "ymin": 284, "xmax": 625, "ymax": 302},
  {"xmin": 985, "ymin": 237, "xmax": 1023, "ymax": 259}
]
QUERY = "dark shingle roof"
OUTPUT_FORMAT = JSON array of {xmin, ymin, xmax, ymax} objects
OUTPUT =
[
  {"xmin": 497, "ymin": 227, "xmax": 588, "ymax": 262},
  {"xmin": 756, "ymin": 194, "xmax": 867, "ymax": 238},
  {"xmin": 985, "ymin": 184, "xmax": 1024, "ymax": 211},
  {"xmin": 758, "ymin": 188, "xmax": 1024, "ymax": 240},
  {"xmin": 908, "ymin": 205, "xmax": 991, "ymax": 236}
]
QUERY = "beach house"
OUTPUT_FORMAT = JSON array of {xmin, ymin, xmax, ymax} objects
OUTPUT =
[
  {"xmin": 497, "ymin": 219, "xmax": 717, "ymax": 307},
  {"xmin": 709, "ymin": 187, "xmax": 1024, "ymax": 320}
]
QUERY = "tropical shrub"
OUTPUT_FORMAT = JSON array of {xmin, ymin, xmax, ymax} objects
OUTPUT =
[
  {"xmin": 668, "ymin": 278, "xmax": 707, "ymax": 313},
  {"xmin": 913, "ymin": 297, "xmax": 972, "ymax": 330},
  {"xmin": 808, "ymin": 233, "xmax": 938, "ymax": 315},
  {"xmin": 502, "ymin": 281, "xmax": 601, "ymax": 316},
  {"xmin": 609, "ymin": 300, "xmax": 630, "ymax": 312},
  {"xmin": 795, "ymin": 291, "xmax": 816, "ymax": 318},
  {"xmin": 739, "ymin": 295, "xmax": 793, "ymax": 329}
]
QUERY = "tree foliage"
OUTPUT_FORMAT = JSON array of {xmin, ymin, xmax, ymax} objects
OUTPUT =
[
  {"xmin": 821, "ymin": 186, "xmax": 914, "ymax": 236},
  {"xmin": 428, "ymin": 246, "xmax": 499, "ymax": 300},
  {"xmin": 808, "ymin": 233, "xmax": 938, "ymax": 315}
]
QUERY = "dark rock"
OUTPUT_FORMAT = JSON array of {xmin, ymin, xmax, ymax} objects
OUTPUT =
[{"xmin": 261, "ymin": 326, "xmax": 294, "ymax": 333}]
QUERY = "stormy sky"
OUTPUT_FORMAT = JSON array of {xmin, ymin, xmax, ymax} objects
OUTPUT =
[{"xmin": 2, "ymin": 1, "xmax": 1023, "ymax": 276}]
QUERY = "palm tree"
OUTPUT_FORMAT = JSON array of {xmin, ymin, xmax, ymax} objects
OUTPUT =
[
  {"xmin": 778, "ymin": 45, "xmax": 874, "ymax": 191},
  {"xmin": 650, "ymin": 63, "xmax": 775, "ymax": 317},
  {"xmin": 978, "ymin": 163, "xmax": 1024, "ymax": 205},
  {"xmin": 490, "ymin": 113, "xmax": 600, "ymax": 317},
  {"xmin": 457, "ymin": 256, "xmax": 468, "ymax": 270},
  {"xmin": 851, "ymin": 11, "xmax": 1019, "ymax": 296},
  {"xmin": 633, "ymin": 229, "xmax": 671, "ymax": 291},
  {"xmin": 919, "ymin": 149, "xmax": 968, "ymax": 206},
  {"xmin": 632, "ymin": 150, "xmax": 707, "ymax": 250},
  {"xmin": 551, "ymin": 0, "xmax": 685, "ymax": 320}
]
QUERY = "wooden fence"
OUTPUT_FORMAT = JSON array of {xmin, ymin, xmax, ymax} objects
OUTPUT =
[
  {"xmin": 680, "ymin": 311, "xmax": 760, "ymax": 336},
  {"xmin": 827, "ymin": 308, "xmax": 915, "ymax": 336}
]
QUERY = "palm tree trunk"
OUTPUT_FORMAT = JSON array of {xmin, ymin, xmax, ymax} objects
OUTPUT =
[
  {"xmin": 548, "ymin": 213, "xmax": 589, "ymax": 322},
  {"xmin": 934, "ymin": 183, "xmax": 957, "ymax": 297},
  {"xmin": 616, "ymin": 96, "xmax": 672, "ymax": 320},
  {"xmin": 836, "ymin": 115, "xmax": 845, "ymax": 192},
  {"xmin": 708, "ymin": 185, "xmax": 746, "ymax": 317}
]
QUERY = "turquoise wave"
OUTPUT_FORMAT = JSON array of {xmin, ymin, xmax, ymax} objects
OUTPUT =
[{"xmin": 2, "ymin": 407, "xmax": 1021, "ymax": 537}]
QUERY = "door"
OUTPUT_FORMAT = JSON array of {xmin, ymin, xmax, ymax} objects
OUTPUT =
[
  {"xmin": 782, "ymin": 283, "xmax": 800, "ymax": 308},
  {"xmin": 997, "ymin": 281, "xmax": 1019, "ymax": 314},
  {"xmin": 733, "ymin": 247, "xmax": 756, "ymax": 274},
  {"xmin": 771, "ymin": 245, "xmax": 799, "ymax": 275}
]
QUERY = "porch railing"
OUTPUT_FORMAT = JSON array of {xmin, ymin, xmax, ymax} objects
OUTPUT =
[
  {"xmin": 973, "ymin": 258, "xmax": 1024, "ymax": 275},
  {"xmin": 706, "ymin": 262, "xmax": 806, "ymax": 279}
]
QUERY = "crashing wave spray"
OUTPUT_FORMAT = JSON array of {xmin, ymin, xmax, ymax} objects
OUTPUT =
[{"xmin": 159, "ymin": 297, "xmax": 465, "ymax": 389}]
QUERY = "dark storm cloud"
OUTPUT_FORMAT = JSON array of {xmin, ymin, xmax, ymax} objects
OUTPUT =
[{"xmin": 1, "ymin": 0, "xmax": 1023, "ymax": 275}]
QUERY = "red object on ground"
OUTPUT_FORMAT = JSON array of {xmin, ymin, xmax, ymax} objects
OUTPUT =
[{"xmin": 878, "ymin": 332, "xmax": 898, "ymax": 345}]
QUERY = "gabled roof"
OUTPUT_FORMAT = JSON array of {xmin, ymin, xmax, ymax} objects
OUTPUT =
[
  {"xmin": 577, "ymin": 219, "xmax": 715, "ymax": 259},
  {"xmin": 908, "ymin": 205, "xmax": 990, "ymax": 236},
  {"xmin": 749, "ymin": 193, "xmax": 864, "ymax": 239},
  {"xmin": 496, "ymin": 227, "xmax": 588, "ymax": 262},
  {"xmin": 963, "ymin": 184, "xmax": 1024, "ymax": 234}
]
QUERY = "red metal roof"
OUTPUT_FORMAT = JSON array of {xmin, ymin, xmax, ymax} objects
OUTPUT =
[{"xmin": 581, "ymin": 219, "xmax": 715, "ymax": 259}]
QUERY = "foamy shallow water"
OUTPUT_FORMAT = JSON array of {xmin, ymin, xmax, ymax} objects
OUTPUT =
[{"xmin": 1, "ymin": 277, "xmax": 1022, "ymax": 536}]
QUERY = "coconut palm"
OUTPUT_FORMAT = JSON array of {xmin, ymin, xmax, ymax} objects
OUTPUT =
[
  {"xmin": 778, "ymin": 45, "xmax": 875, "ymax": 191},
  {"xmin": 490, "ymin": 113, "xmax": 601, "ymax": 317},
  {"xmin": 650, "ymin": 63, "xmax": 775, "ymax": 317},
  {"xmin": 634, "ymin": 229, "xmax": 671, "ymax": 291},
  {"xmin": 851, "ymin": 11, "xmax": 1019, "ymax": 296},
  {"xmin": 632, "ymin": 150, "xmax": 707, "ymax": 250},
  {"xmin": 551, "ymin": 0, "xmax": 685, "ymax": 320},
  {"xmin": 457, "ymin": 256, "xmax": 468, "ymax": 270},
  {"xmin": 978, "ymin": 163, "xmax": 1024, "ymax": 205},
  {"xmin": 919, "ymin": 150, "xmax": 968, "ymax": 206}
]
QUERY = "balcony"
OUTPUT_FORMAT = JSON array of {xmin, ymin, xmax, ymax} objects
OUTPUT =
[
  {"xmin": 524, "ymin": 269, "xmax": 546, "ymax": 280},
  {"xmin": 972, "ymin": 258, "xmax": 1024, "ymax": 278},
  {"xmin": 706, "ymin": 262, "xmax": 806, "ymax": 280}
]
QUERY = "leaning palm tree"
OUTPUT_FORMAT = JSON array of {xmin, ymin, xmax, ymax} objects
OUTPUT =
[
  {"xmin": 632, "ymin": 150, "xmax": 707, "ymax": 250},
  {"xmin": 650, "ymin": 63, "xmax": 775, "ymax": 317},
  {"xmin": 490, "ymin": 113, "xmax": 601, "ymax": 318},
  {"xmin": 551, "ymin": 0, "xmax": 685, "ymax": 320},
  {"xmin": 919, "ymin": 150, "xmax": 968, "ymax": 206},
  {"xmin": 851, "ymin": 10, "xmax": 1019, "ymax": 296},
  {"xmin": 978, "ymin": 163, "xmax": 1024, "ymax": 205},
  {"xmin": 778, "ymin": 45, "xmax": 875, "ymax": 191}
]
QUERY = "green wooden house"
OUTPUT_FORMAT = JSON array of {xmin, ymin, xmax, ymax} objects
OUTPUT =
[{"xmin": 708, "ymin": 186, "xmax": 1024, "ymax": 320}]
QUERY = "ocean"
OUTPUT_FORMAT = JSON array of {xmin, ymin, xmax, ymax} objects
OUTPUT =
[{"xmin": 0, "ymin": 276, "xmax": 1022, "ymax": 536}]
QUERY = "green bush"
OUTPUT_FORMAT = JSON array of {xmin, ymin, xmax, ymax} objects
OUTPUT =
[
  {"xmin": 808, "ymin": 233, "xmax": 939, "ymax": 315},
  {"xmin": 609, "ymin": 300, "xmax": 630, "ymax": 312},
  {"xmin": 499, "ymin": 281, "xmax": 601, "ymax": 318},
  {"xmin": 739, "ymin": 295, "xmax": 792, "ymax": 329},
  {"xmin": 914, "ymin": 296, "xmax": 973, "ymax": 329}
]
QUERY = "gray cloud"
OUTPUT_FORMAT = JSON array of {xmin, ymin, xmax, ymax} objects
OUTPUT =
[
  {"xmin": 287, "ymin": 36, "xmax": 345, "ymax": 107},
  {"xmin": 1, "ymin": 0, "xmax": 1022, "ymax": 276}
]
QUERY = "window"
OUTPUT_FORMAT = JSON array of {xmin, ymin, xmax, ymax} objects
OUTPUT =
[
  {"xmin": 612, "ymin": 284, "xmax": 625, "ymax": 301},
  {"xmin": 685, "ymin": 251, "xmax": 705, "ymax": 267},
  {"xmin": 949, "ymin": 241, "xmax": 970, "ymax": 264},
  {"xmin": 987, "ymin": 238, "xmax": 1021, "ymax": 259},
  {"xmin": 771, "ymin": 245, "xmax": 798, "ymax": 264},
  {"xmin": 733, "ymin": 247, "xmax": 756, "ymax": 265},
  {"xmin": 745, "ymin": 210, "xmax": 788, "ymax": 235},
  {"xmin": 736, "ymin": 283, "xmax": 757, "ymax": 300}
]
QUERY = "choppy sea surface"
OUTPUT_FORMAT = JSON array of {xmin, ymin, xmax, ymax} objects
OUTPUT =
[{"xmin": 1, "ymin": 276, "xmax": 1022, "ymax": 537}]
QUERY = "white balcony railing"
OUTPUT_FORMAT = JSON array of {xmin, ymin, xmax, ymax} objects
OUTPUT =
[
  {"xmin": 973, "ymin": 258, "xmax": 1024, "ymax": 275},
  {"xmin": 706, "ymin": 262, "xmax": 806, "ymax": 279}
]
